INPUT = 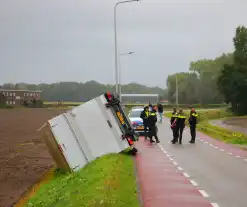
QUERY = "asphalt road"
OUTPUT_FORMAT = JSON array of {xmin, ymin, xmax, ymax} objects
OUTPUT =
[{"xmin": 157, "ymin": 118, "xmax": 247, "ymax": 207}]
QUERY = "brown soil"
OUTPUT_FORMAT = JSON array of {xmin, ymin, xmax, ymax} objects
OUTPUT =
[
  {"xmin": 0, "ymin": 108, "xmax": 65, "ymax": 207},
  {"xmin": 224, "ymin": 118, "xmax": 247, "ymax": 128}
]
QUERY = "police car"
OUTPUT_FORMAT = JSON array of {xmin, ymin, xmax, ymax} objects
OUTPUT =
[{"xmin": 128, "ymin": 107, "xmax": 145, "ymax": 135}]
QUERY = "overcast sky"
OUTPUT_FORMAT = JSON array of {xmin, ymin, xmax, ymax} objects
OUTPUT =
[{"xmin": 0, "ymin": 0, "xmax": 246, "ymax": 88}]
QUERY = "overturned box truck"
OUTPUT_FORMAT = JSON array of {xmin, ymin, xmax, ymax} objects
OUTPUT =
[{"xmin": 40, "ymin": 93, "xmax": 139, "ymax": 172}]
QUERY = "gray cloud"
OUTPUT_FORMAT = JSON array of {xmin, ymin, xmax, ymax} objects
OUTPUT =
[{"xmin": 0, "ymin": 0, "xmax": 246, "ymax": 87}]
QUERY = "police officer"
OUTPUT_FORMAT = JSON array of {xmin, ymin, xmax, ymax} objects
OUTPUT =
[
  {"xmin": 170, "ymin": 108, "xmax": 178, "ymax": 143},
  {"xmin": 189, "ymin": 108, "xmax": 198, "ymax": 143},
  {"xmin": 148, "ymin": 101, "xmax": 153, "ymax": 111},
  {"xmin": 173, "ymin": 108, "xmax": 186, "ymax": 144},
  {"xmin": 157, "ymin": 102, "xmax": 164, "ymax": 123},
  {"xmin": 147, "ymin": 107, "xmax": 160, "ymax": 143},
  {"xmin": 140, "ymin": 106, "xmax": 150, "ymax": 139}
]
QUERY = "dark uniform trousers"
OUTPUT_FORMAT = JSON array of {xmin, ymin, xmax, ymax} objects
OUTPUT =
[
  {"xmin": 174, "ymin": 113, "xmax": 186, "ymax": 143},
  {"xmin": 144, "ymin": 121, "xmax": 148, "ymax": 139},
  {"xmin": 190, "ymin": 124, "xmax": 196, "ymax": 142},
  {"xmin": 178, "ymin": 125, "xmax": 185, "ymax": 143},
  {"xmin": 148, "ymin": 112, "xmax": 159, "ymax": 143},
  {"xmin": 149, "ymin": 126, "xmax": 159, "ymax": 142},
  {"xmin": 170, "ymin": 112, "xmax": 178, "ymax": 141},
  {"xmin": 173, "ymin": 128, "xmax": 178, "ymax": 141},
  {"xmin": 141, "ymin": 111, "xmax": 150, "ymax": 139},
  {"xmin": 189, "ymin": 112, "xmax": 198, "ymax": 142}
]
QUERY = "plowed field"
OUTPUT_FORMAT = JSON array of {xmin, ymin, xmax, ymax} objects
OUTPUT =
[{"xmin": 0, "ymin": 109, "xmax": 65, "ymax": 207}]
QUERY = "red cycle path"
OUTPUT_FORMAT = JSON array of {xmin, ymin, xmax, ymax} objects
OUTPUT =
[
  {"xmin": 135, "ymin": 138, "xmax": 213, "ymax": 207},
  {"xmin": 197, "ymin": 130, "xmax": 247, "ymax": 158}
]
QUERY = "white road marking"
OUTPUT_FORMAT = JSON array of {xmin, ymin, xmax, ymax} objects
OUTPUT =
[
  {"xmin": 183, "ymin": 172, "xmax": 190, "ymax": 178},
  {"xmin": 244, "ymin": 159, "xmax": 247, "ymax": 162},
  {"xmin": 236, "ymin": 156, "xmax": 241, "ymax": 158},
  {"xmin": 199, "ymin": 190, "xmax": 209, "ymax": 197},
  {"xmin": 220, "ymin": 149, "xmax": 225, "ymax": 151},
  {"xmin": 167, "ymin": 154, "xmax": 171, "ymax": 157},
  {"xmin": 204, "ymin": 141, "xmax": 208, "ymax": 144},
  {"xmin": 173, "ymin": 162, "xmax": 178, "ymax": 165},
  {"xmin": 190, "ymin": 180, "xmax": 198, "ymax": 186},
  {"xmin": 159, "ymin": 145, "xmax": 168, "ymax": 154},
  {"xmin": 214, "ymin": 146, "xmax": 219, "ymax": 149},
  {"xmin": 209, "ymin": 144, "xmax": 214, "ymax": 147},
  {"xmin": 177, "ymin": 167, "xmax": 183, "ymax": 171},
  {"xmin": 169, "ymin": 158, "xmax": 174, "ymax": 161},
  {"xmin": 228, "ymin": 152, "xmax": 233, "ymax": 155},
  {"xmin": 211, "ymin": 203, "xmax": 220, "ymax": 207}
]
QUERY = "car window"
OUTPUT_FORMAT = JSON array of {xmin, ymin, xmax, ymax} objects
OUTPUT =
[{"xmin": 129, "ymin": 110, "xmax": 142, "ymax": 118}]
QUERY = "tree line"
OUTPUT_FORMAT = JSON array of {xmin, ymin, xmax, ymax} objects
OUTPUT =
[
  {"xmin": 217, "ymin": 26, "xmax": 247, "ymax": 115},
  {"xmin": 167, "ymin": 53, "xmax": 233, "ymax": 105},
  {"xmin": 0, "ymin": 81, "xmax": 167, "ymax": 102},
  {"xmin": 167, "ymin": 25, "xmax": 247, "ymax": 114}
]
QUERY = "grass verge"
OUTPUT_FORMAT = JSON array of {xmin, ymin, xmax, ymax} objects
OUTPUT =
[
  {"xmin": 197, "ymin": 121, "xmax": 247, "ymax": 145},
  {"xmin": 164, "ymin": 109, "xmax": 247, "ymax": 145},
  {"xmin": 43, "ymin": 101, "xmax": 84, "ymax": 105},
  {"xmin": 15, "ymin": 169, "xmax": 55, "ymax": 207},
  {"xmin": 164, "ymin": 109, "xmax": 233, "ymax": 122},
  {"xmin": 24, "ymin": 152, "xmax": 139, "ymax": 207}
]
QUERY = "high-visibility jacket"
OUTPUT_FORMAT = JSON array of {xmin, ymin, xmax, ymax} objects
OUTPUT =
[
  {"xmin": 170, "ymin": 112, "xmax": 178, "ymax": 125},
  {"xmin": 176, "ymin": 112, "xmax": 186, "ymax": 128},
  {"xmin": 147, "ymin": 112, "xmax": 157, "ymax": 128},
  {"xmin": 140, "ymin": 110, "xmax": 150, "ymax": 124},
  {"xmin": 189, "ymin": 112, "xmax": 198, "ymax": 126}
]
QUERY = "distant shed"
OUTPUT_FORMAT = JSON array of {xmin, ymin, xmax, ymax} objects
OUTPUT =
[{"xmin": 120, "ymin": 94, "xmax": 159, "ymax": 104}]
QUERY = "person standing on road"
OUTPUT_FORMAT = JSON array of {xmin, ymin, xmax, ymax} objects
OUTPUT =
[
  {"xmin": 172, "ymin": 108, "xmax": 186, "ymax": 144},
  {"xmin": 157, "ymin": 103, "xmax": 164, "ymax": 123},
  {"xmin": 147, "ymin": 107, "xmax": 160, "ymax": 143},
  {"xmin": 170, "ymin": 108, "xmax": 178, "ymax": 143},
  {"xmin": 140, "ymin": 106, "xmax": 150, "ymax": 140},
  {"xmin": 148, "ymin": 102, "xmax": 153, "ymax": 111},
  {"xmin": 189, "ymin": 108, "xmax": 198, "ymax": 144}
]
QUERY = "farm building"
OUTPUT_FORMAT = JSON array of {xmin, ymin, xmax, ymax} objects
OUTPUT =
[
  {"xmin": 0, "ymin": 93, "xmax": 6, "ymax": 106},
  {"xmin": 0, "ymin": 89, "xmax": 42, "ymax": 106},
  {"xmin": 120, "ymin": 94, "xmax": 159, "ymax": 104}
]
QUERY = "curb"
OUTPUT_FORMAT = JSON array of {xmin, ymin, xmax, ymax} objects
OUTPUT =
[{"xmin": 133, "ymin": 156, "xmax": 144, "ymax": 207}]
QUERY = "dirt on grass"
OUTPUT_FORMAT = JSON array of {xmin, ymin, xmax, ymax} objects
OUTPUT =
[{"xmin": 0, "ymin": 108, "xmax": 65, "ymax": 207}]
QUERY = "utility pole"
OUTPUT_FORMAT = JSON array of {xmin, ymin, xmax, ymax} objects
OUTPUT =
[
  {"xmin": 175, "ymin": 75, "xmax": 178, "ymax": 107},
  {"xmin": 118, "ymin": 51, "xmax": 134, "ymax": 102},
  {"xmin": 114, "ymin": 0, "xmax": 139, "ymax": 95},
  {"xmin": 118, "ymin": 53, "xmax": 122, "ymax": 101}
]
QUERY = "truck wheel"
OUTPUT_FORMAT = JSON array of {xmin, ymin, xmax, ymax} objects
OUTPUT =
[{"xmin": 131, "ymin": 147, "xmax": 138, "ymax": 155}]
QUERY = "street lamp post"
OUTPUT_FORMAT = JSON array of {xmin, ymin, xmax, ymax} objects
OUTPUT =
[
  {"xmin": 175, "ymin": 75, "xmax": 178, "ymax": 107},
  {"xmin": 118, "ymin": 52, "xmax": 134, "ymax": 102},
  {"xmin": 114, "ymin": 0, "xmax": 139, "ymax": 94}
]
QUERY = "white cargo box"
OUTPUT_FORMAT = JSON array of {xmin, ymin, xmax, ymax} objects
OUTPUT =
[{"xmin": 41, "ymin": 93, "xmax": 138, "ymax": 172}]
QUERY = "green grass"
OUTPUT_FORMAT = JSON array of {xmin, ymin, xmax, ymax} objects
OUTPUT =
[
  {"xmin": 164, "ymin": 109, "xmax": 233, "ymax": 122},
  {"xmin": 197, "ymin": 121, "xmax": 247, "ymax": 145},
  {"xmin": 164, "ymin": 109, "xmax": 247, "ymax": 145},
  {"xmin": 46, "ymin": 106, "xmax": 75, "ymax": 110},
  {"xmin": 44, "ymin": 101, "xmax": 84, "ymax": 105},
  {"xmin": 25, "ymin": 152, "xmax": 139, "ymax": 207}
]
